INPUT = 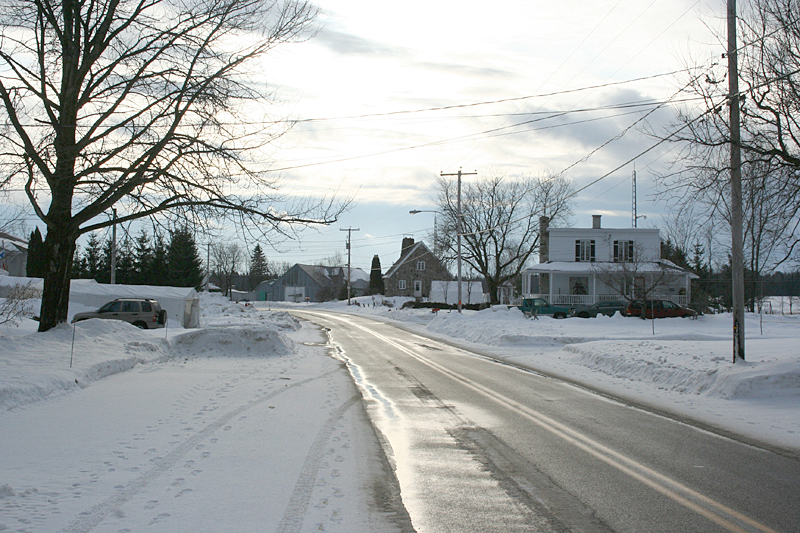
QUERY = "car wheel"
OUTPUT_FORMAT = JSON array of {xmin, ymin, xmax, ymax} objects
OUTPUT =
[
  {"xmin": 133, "ymin": 321, "xmax": 148, "ymax": 329},
  {"xmin": 578, "ymin": 312, "xmax": 590, "ymax": 318},
  {"xmin": 554, "ymin": 312, "xmax": 567, "ymax": 319}
]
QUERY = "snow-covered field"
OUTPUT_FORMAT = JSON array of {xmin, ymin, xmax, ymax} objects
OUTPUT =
[{"xmin": 1, "ymin": 291, "xmax": 799, "ymax": 531}]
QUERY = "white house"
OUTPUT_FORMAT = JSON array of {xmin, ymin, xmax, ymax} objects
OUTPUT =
[{"xmin": 521, "ymin": 215, "xmax": 698, "ymax": 306}]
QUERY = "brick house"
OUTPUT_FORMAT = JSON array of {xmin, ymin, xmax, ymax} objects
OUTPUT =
[{"xmin": 383, "ymin": 237, "xmax": 453, "ymax": 299}]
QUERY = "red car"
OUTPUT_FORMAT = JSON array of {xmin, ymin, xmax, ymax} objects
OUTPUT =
[{"xmin": 624, "ymin": 299, "xmax": 697, "ymax": 318}]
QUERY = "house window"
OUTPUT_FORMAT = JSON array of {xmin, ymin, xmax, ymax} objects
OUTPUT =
[
  {"xmin": 575, "ymin": 239, "xmax": 595, "ymax": 262},
  {"xmin": 614, "ymin": 240, "xmax": 635, "ymax": 262},
  {"xmin": 398, "ymin": 280, "xmax": 407, "ymax": 290},
  {"xmin": 417, "ymin": 261, "xmax": 426, "ymax": 271}
]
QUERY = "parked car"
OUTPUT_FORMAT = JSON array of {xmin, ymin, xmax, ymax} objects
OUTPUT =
[
  {"xmin": 570, "ymin": 300, "xmax": 628, "ymax": 318},
  {"xmin": 624, "ymin": 299, "xmax": 697, "ymax": 319},
  {"xmin": 71, "ymin": 298, "xmax": 167, "ymax": 329},
  {"xmin": 512, "ymin": 298, "xmax": 571, "ymax": 318}
]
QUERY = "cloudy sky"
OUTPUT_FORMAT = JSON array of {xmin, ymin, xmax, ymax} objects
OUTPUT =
[
  {"xmin": 4, "ymin": 0, "xmax": 725, "ymax": 273},
  {"xmin": 245, "ymin": 0, "xmax": 727, "ymax": 272}
]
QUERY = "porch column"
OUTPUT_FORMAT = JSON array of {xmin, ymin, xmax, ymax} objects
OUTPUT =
[
  {"xmin": 592, "ymin": 273, "xmax": 596, "ymax": 304},
  {"xmin": 549, "ymin": 271, "xmax": 554, "ymax": 302}
]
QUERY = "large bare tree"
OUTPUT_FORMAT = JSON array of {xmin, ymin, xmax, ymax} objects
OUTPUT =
[
  {"xmin": 211, "ymin": 243, "xmax": 242, "ymax": 298},
  {"xmin": 656, "ymin": 0, "xmax": 800, "ymax": 275},
  {"xmin": 0, "ymin": 0, "xmax": 344, "ymax": 331},
  {"xmin": 435, "ymin": 171, "xmax": 573, "ymax": 304}
]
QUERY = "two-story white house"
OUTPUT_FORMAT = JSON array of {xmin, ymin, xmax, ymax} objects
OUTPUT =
[{"xmin": 521, "ymin": 215, "xmax": 697, "ymax": 306}]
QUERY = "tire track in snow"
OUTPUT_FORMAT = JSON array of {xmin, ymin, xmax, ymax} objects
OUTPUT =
[
  {"xmin": 56, "ymin": 369, "xmax": 340, "ymax": 533},
  {"xmin": 275, "ymin": 394, "xmax": 360, "ymax": 533}
]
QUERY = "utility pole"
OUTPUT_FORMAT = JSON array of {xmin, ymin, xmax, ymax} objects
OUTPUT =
[
  {"xmin": 728, "ymin": 0, "xmax": 746, "ymax": 362},
  {"xmin": 441, "ymin": 169, "xmax": 477, "ymax": 313},
  {"xmin": 340, "ymin": 227, "xmax": 360, "ymax": 305},
  {"xmin": 206, "ymin": 243, "xmax": 211, "ymax": 292},
  {"xmin": 632, "ymin": 165, "xmax": 638, "ymax": 228},
  {"xmin": 110, "ymin": 208, "xmax": 117, "ymax": 284}
]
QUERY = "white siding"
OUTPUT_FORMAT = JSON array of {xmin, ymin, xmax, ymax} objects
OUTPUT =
[{"xmin": 547, "ymin": 228, "xmax": 661, "ymax": 262}]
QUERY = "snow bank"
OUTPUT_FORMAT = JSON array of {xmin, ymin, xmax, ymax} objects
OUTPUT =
[
  {"xmin": 0, "ymin": 320, "xmax": 170, "ymax": 411},
  {"xmin": 169, "ymin": 327, "xmax": 295, "ymax": 358},
  {"xmin": 0, "ymin": 293, "xmax": 301, "ymax": 412}
]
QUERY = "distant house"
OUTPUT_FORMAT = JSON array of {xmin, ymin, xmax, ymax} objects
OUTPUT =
[
  {"xmin": 255, "ymin": 264, "xmax": 369, "ymax": 302},
  {"xmin": 0, "ymin": 231, "xmax": 28, "ymax": 277},
  {"xmin": 383, "ymin": 237, "xmax": 453, "ymax": 299},
  {"xmin": 521, "ymin": 215, "xmax": 697, "ymax": 306}
]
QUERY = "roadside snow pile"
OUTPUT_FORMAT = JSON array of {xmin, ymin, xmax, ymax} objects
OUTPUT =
[
  {"xmin": 169, "ymin": 326, "xmax": 295, "ymax": 358},
  {"xmin": 200, "ymin": 293, "xmax": 301, "ymax": 331},
  {"xmin": 0, "ymin": 319, "xmax": 170, "ymax": 411}
]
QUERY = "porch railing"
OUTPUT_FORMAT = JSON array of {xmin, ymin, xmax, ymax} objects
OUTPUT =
[{"xmin": 526, "ymin": 293, "xmax": 689, "ymax": 307}]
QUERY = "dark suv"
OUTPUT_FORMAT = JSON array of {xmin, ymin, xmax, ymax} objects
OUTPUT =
[
  {"xmin": 624, "ymin": 299, "xmax": 697, "ymax": 319},
  {"xmin": 72, "ymin": 298, "xmax": 167, "ymax": 329}
]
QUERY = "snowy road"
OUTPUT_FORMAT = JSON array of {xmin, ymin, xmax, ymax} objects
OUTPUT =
[
  {"xmin": 297, "ymin": 310, "xmax": 800, "ymax": 533},
  {"xmin": 0, "ymin": 320, "xmax": 411, "ymax": 533}
]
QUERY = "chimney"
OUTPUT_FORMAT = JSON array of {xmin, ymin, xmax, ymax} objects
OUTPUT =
[
  {"xmin": 401, "ymin": 237, "xmax": 415, "ymax": 258},
  {"xmin": 539, "ymin": 216, "xmax": 549, "ymax": 263},
  {"xmin": 592, "ymin": 214, "xmax": 602, "ymax": 229}
]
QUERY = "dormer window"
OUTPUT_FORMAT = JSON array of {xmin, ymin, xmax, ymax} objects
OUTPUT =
[
  {"xmin": 575, "ymin": 239, "xmax": 595, "ymax": 262},
  {"xmin": 614, "ymin": 240, "xmax": 635, "ymax": 262}
]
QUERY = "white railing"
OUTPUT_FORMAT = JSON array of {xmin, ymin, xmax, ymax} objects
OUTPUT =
[{"xmin": 527, "ymin": 293, "xmax": 689, "ymax": 306}]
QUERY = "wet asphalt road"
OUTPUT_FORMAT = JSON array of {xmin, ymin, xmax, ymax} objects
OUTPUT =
[{"xmin": 296, "ymin": 310, "xmax": 800, "ymax": 533}]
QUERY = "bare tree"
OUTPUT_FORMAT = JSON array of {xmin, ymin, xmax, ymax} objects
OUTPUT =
[
  {"xmin": 0, "ymin": 0, "xmax": 346, "ymax": 331},
  {"xmin": 435, "ymin": 171, "xmax": 573, "ymax": 304},
  {"xmin": 0, "ymin": 282, "xmax": 39, "ymax": 331},
  {"xmin": 211, "ymin": 243, "xmax": 243, "ymax": 298},
  {"xmin": 655, "ymin": 0, "xmax": 800, "ymax": 277},
  {"xmin": 591, "ymin": 243, "xmax": 685, "ymax": 318}
]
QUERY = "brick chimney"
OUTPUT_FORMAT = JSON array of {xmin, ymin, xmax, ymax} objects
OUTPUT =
[
  {"xmin": 539, "ymin": 216, "xmax": 549, "ymax": 263},
  {"xmin": 592, "ymin": 214, "xmax": 602, "ymax": 229},
  {"xmin": 401, "ymin": 237, "xmax": 415, "ymax": 258}
]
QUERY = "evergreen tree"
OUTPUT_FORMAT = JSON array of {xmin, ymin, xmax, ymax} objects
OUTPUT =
[
  {"xmin": 149, "ymin": 231, "xmax": 168, "ymax": 286},
  {"xmin": 248, "ymin": 244, "xmax": 270, "ymax": 290},
  {"xmin": 132, "ymin": 229, "xmax": 153, "ymax": 285},
  {"xmin": 98, "ymin": 238, "xmax": 112, "ymax": 283},
  {"xmin": 26, "ymin": 227, "xmax": 46, "ymax": 278},
  {"xmin": 368, "ymin": 255, "xmax": 383, "ymax": 295},
  {"xmin": 167, "ymin": 227, "xmax": 204, "ymax": 288},
  {"xmin": 71, "ymin": 245, "xmax": 85, "ymax": 278},
  {"xmin": 80, "ymin": 233, "xmax": 103, "ymax": 281},
  {"xmin": 115, "ymin": 236, "xmax": 136, "ymax": 284},
  {"xmin": 660, "ymin": 239, "xmax": 690, "ymax": 270}
]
